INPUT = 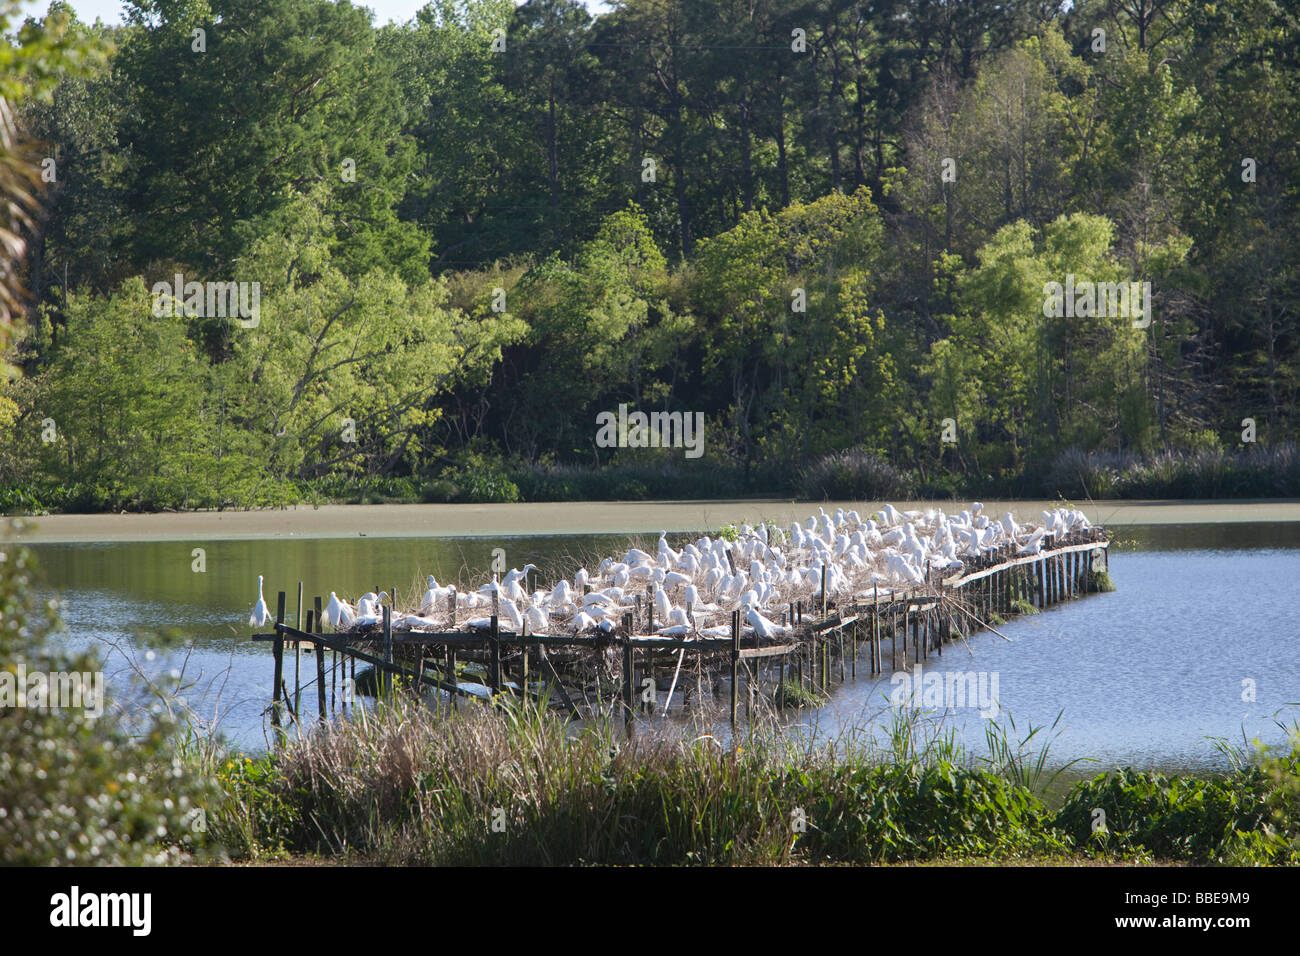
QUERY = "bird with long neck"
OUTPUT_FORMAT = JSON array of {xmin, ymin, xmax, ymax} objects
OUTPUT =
[{"xmin": 249, "ymin": 576, "xmax": 271, "ymax": 628}]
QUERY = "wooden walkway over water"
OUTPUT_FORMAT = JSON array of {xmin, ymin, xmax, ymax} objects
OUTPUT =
[{"xmin": 253, "ymin": 530, "xmax": 1110, "ymax": 733}]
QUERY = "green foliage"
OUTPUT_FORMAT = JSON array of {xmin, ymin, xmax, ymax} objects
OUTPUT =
[
  {"xmin": 800, "ymin": 449, "xmax": 912, "ymax": 501},
  {"xmin": 796, "ymin": 760, "xmax": 1062, "ymax": 863},
  {"xmin": 1055, "ymin": 767, "xmax": 1271, "ymax": 863},
  {"xmin": 209, "ymin": 755, "xmax": 293, "ymax": 860},
  {"xmin": 1048, "ymin": 445, "xmax": 1300, "ymax": 499},
  {"xmin": 1220, "ymin": 736, "xmax": 1300, "ymax": 865},
  {"xmin": 774, "ymin": 680, "xmax": 824, "ymax": 709},
  {"xmin": 119, "ymin": 0, "xmax": 427, "ymax": 281},
  {"xmin": 0, "ymin": 530, "xmax": 212, "ymax": 864},
  {"xmin": 3, "ymin": 0, "xmax": 1299, "ymax": 507}
]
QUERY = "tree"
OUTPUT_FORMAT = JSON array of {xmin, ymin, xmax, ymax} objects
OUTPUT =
[
  {"xmin": 0, "ymin": 0, "xmax": 106, "ymax": 369},
  {"xmin": 119, "ymin": 0, "xmax": 428, "ymax": 284}
]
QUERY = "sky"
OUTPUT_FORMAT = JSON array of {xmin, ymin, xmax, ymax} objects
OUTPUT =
[{"xmin": 24, "ymin": 0, "xmax": 611, "ymax": 27}]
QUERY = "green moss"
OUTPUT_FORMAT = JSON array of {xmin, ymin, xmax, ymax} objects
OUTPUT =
[
  {"xmin": 1087, "ymin": 569, "xmax": 1117, "ymax": 592},
  {"xmin": 775, "ymin": 680, "xmax": 826, "ymax": 709},
  {"xmin": 1010, "ymin": 597, "xmax": 1040, "ymax": 616}
]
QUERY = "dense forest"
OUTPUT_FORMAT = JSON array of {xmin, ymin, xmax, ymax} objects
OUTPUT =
[{"xmin": 1, "ymin": 0, "xmax": 1298, "ymax": 511}]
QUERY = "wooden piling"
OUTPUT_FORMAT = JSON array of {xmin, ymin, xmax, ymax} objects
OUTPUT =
[
  {"xmin": 489, "ymin": 614, "xmax": 500, "ymax": 694},
  {"xmin": 447, "ymin": 646, "xmax": 458, "ymax": 710},
  {"xmin": 382, "ymin": 606, "xmax": 394, "ymax": 697},
  {"xmin": 729, "ymin": 610, "xmax": 740, "ymax": 726},
  {"xmin": 313, "ymin": 610, "xmax": 326, "ymax": 723},
  {"xmin": 622, "ymin": 627, "xmax": 634, "ymax": 725},
  {"xmin": 271, "ymin": 591, "xmax": 286, "ymax": 734},
  {"xmin": 294, "ymin": 583, "xmax": 303, "ymax": 719}
]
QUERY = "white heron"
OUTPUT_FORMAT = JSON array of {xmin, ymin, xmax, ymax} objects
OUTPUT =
[
  {"xmin": 248, "ymin": 576, "xmax": 271, "ymax": 628},
  {"xmin": 324, "ymin": 591, "xmax": 356, "ymax": 629}
]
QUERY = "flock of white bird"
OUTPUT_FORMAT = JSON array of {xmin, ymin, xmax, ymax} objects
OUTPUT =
[{"xmin": 248, "ymin": 503, "xmax": 1094, "ymax": 641}]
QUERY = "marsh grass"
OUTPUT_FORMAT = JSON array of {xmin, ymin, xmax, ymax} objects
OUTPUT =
[{"xmin": 213, "ymin": 697, "xmax": 1087, "ymax": 865}]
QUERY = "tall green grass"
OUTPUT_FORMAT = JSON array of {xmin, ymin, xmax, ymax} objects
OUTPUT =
[
  {"xmin": 213, "ymin": 700, "xmax": 1076, "ymax": 865},
  {"xmin": 205, "ymin": 699, "xmax": 1300, "ymax": 866}
]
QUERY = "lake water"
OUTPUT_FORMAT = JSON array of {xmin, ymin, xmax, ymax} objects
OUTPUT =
[{"xmin": 23, "ymin": 519, "xmax": 1300, "ymax": 771}]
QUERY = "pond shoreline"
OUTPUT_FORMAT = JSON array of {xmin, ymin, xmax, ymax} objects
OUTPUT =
[{"xmin": 9, "ymin": 497, "xmax": 1300, "ymax": 544}]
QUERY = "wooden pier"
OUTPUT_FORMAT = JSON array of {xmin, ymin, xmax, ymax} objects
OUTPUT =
[{"xmin": 253, "ymin": 529, "xmax": 1110, "ymax": 735}]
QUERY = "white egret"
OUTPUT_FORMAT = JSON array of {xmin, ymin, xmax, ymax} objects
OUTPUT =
[
  {"xmin": 248, "ymin": 576, "xmax": 272, "ymax": 628},
  {"xmin": 324, "ymin": 591, "xmax": 356, "ymax": 629}
]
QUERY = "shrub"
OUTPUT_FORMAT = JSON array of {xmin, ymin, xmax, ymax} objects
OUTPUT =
[
  {"xmin": 1047, "ymin": 444, "xmax": 1300, "ymax": 499},
  {"xmin": 1054, "ymin": 767, "xmax": 1270, "ymax": 862},
  {"xmin": 800, "ymin": 449, "xmax": 912, "ymax": 501},
  {"xmin": 1220, "ymin": 736, "xmax": 1300, "ymax": 865},
  {"xmin": 455, "ymin": 470, "xmax": 520, "ymax": 503},
  {"xmin": 797, "ymin": 760, "xmax": 1061, "ymax": 863},
  {"xmin": 0, "ymin": 530, "xmax": 212, "ymax": 864}
]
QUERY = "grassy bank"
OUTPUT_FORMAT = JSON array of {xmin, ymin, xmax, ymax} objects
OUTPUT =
[{"xmin": 199, "ymin": 698, "xmax": 1300, "ymax": 867}]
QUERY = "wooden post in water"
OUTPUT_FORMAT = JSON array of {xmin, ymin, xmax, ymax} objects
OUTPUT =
[
  {"xmin": 872, "ymin": 586, "xmax": 880, "ymax": 674},
  {"xmin": 851, "ymin": 619, "xmax": 857, "ymax": 679},
  {"xmin": 311, "ymin": 596, "xmax": 321, "ymax": 711},
  {"xmin": 447, "ymin": 646, "xmax": 458, "ymax": 711},
  {"xmin": 489, "ymin": 614, "xmax": 500, "ymax": 695},
  {"xmin": 382, "ymin": 606, "xmax": 394, "ymax": 697},
  {"xmin": 294, "ymin": 582, "xmax": 303, "ymax": 719},
  {"xmin": 313, "ymin": 611, "xmax": 326, "ymax": 723},
  {"xmin": 622, "ymin": 619, "xmax": 634, "ymax": 726},
  {"xmin": 271, "ymin": 591, "xmax": 286, "ymax": 737},
  {"xmin": 520, "ymin": 623, "xmax": 530, "ymax": 707},
  {"xmin": 820, "ymin": 564, "xmax": 828, "ymax": 620},
  {"xmin": 1036, "ymin": 559, "xmax": 1046, "ymax": 608},
  {"xmin": 729, "ymin": 610, "xmax": 740, "ymax": 726},
  {"xmin": 891, "ymin": 602, "xmax": 898, "ymax": 670}
]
